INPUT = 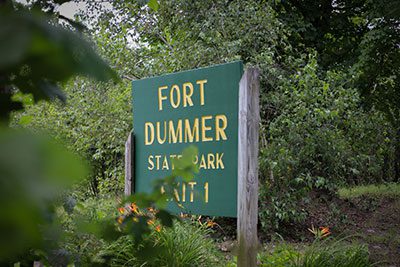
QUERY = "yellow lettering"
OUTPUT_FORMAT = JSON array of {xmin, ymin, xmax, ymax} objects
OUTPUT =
[
  {"xmin": 148, "ymin": 155, "xmax": 154, "ymax": 170},
  {"xmin": 162, "ymin": 156, "xmax": 169, "ymax": 170},
  {"xmin": 156, "ymin": 121, "xmax": 167, "ymax": 144},
  {"xmin": 145, "ymin": 122, "xmax": 154, "ymax": 145},
  {"xmin": 174, "ymin": 185, "xmax": 180, "ymax": 202},
  {"xmin": 158, "ymin": 86, "xmax": 168, "ymax": 111},
  {"xmin": 183, "ymin": 82, "xmax": 194, "ymax": 107},
  {"xmin": 184, "ymin": 118, "xmax": 199, "ymax": 143},
  {"xmin": 199, "ymin": 155, "xmax": 207, "ymax": 169},
  {"xmin": 204, "ymin": 182, "xmax": 209, "ymax": 203},
  {"xmin": 216, "ymin": 153, "xmax": 224, "ymax": 169},
  {"xmin": 155, "ymin": 155, "xmax": 161, "ymax": 170},
  {"xmin": 201, "ymin": 116, "xmax": 213, "ymax": 142},
  {"xmin": 196, "ymin": 79, "xmax": 207, "ymax": 105},
  {"xmin": 170, "ymin": 84, "xmax": 181, "ymax": 108},
  {"xmin": 168, "ymin": 120, "xmax": 183, "ymax": 143},
  {"xmin": 182, "ymin": 183, "xmax": 186, "ymax": 202},
  {"xmin": 188, "ymin": 182, "xmax": 197, "ymax": 202},
  {"xmin": 215, "ymin": 114, "xmax": 228, "ymax": 141},
  {"xmin": 207, "ymin": 153, "xmax": 215, "ymax": 169}
]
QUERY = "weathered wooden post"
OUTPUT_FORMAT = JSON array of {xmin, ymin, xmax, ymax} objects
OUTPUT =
[
  {"xmin": 124, "ymin": 130, "xmax": 134, "ymax": 196},
  {"xmin": 237, "ymin": 67, "xmax": 260, "ymax": 267}
]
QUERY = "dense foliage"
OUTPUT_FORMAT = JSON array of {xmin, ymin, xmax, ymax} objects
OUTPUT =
[
  {"xmin": 14, "ymin": 78, "xmax": 132, "ymax": 198},
  {"xmin": 56, "ymin": 198, "xmax": 221, "ymax": 266},
  {"xmin": 273, "ymin": 0, "xmax": 400, "ymax": 181},
  {"xmin": 15, "ymin": 0, "xmax": 399, "ymax": 237},
  {"xmin": 1, "ymin": 0, "xmax": 199, "ymax": 265},
  {"xmin": 0, "ymin": 0, "xmax": 115, "ymax": 263}
]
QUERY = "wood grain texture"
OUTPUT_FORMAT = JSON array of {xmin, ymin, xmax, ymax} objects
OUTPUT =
[
  {"xmin": 237, "ymin": 67, "xmax": 260, "ymax": 267},
  {"xmin": 124, "ymin": 130, "xmax": 134, "ymax": 196}
]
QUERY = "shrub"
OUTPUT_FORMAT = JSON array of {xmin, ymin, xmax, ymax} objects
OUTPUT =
[
  {"xmin": 58, "ymin": 198, "xmax": 119, "ymax": 265},
  {"xmin": 58, "ymin": 197, "xmax": 223, "ymax": 266},
  {"xmin": 259, "ymin": 55, "xmax": 391, "ymax": 233},
  {"xmin": 14, "ymin": 78, "xmax": 132, "ymax": 198},
  {"xmin": 97, "ymin": 220, "xmax": 223, "ymax": 267}
]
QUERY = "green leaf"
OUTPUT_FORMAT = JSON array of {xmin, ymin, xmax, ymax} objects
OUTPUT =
[
  {"xmin": 127, "ymin": 216, "xmax": 151, "ymax": 242},
  {"xmin": 148, "ymin": 0, "xmax": 159, "ymax": 11},
  {"xmin": 1, "ymin": 9, "xmax": 118, "ymax": 83},
  {"xmin": 18, "ymin": 115, "xmax": 33, "ymax": 126},
  {"xmin": 172, "ymin": 146, "xmax": 198, "ymax": 181}
]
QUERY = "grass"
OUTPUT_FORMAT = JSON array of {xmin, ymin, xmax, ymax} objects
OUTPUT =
[
  {"xmin": 97, "ymin": 220, "xmax": 223, "ymax": 267},
  {"xmin": 254, "ymin": 240, "xmax": 372, "ymax": 267},
  {"xmin": 298, "ymin": 240, "xmax": 371, "ymax": 267},
  {"xmin": 151, "ymin": 220, "xmax": 223, "ymax": 267},
  {"xmin": 338, "ymin": 183, "xmax": 400, "ymax": 199}
]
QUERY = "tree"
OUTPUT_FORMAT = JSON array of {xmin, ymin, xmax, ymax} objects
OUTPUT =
[{"xmin": 273, "ymin": 0, "xmax": 400, "ymax": 181}]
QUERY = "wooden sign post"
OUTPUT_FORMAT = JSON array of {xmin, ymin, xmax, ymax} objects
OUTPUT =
[
  {"xmin": 124, "ymin": 130, "xmax": 134, "ymax": 196},
  {"xmin": 237, "ymin": 67, "xmax": 260, "ymax": 267}
]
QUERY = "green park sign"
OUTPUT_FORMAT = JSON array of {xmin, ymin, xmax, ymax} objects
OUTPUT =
[{"xmin": 132, "ymin": 61, "xmax": 243, "ymax": 217}]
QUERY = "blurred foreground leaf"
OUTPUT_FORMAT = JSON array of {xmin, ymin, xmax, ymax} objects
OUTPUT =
[
  {"xmin": 0, "ymin": 128, "xmax": 88, "ymax": 264},
  {"xmin": 0, "ymin": 6, "xmax": 118, "ymax": 123}
]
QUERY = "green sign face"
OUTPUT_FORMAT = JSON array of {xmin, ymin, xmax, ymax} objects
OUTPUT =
[{"xmin": 132, "ymin": 61, "xmax": 243, "ymax": 217}]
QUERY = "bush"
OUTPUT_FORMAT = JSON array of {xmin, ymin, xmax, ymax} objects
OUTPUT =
[
  {"xmin": 14, "ymin": 78, "xmax": 132, "ymax": 198},
  {"xmin": 57, "ymin": 198, "xmax": 223, "ymax": 266},
  {"xmin": 259, "ymin": 55, "xmax": 392, "ymax": 233},
  {"xmin": 57, "ymin": 198, "xmax": 119, "ymax": 265},
  {"xmin": 98, "ymin": 220, "xmax": 223, "ymax": 267}
]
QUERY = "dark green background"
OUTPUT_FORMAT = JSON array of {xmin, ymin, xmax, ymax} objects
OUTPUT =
[{"xmin": 132, "ymin": 61, "xmax": 243, "ymax": 217}]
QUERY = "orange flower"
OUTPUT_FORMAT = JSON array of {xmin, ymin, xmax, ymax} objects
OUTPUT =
[
  {"xmin": 308, "ymin": 224, "xmax": 331, "ymax": 239},
  {"xmin": 319, "ymin": 226, "xmax": 331, "ymax": 237},
  {"xmin": 155, "ymin": 225, "xmax": 162, "ymax": 232},
  {"xmin": 147, "ymin": 219, "xmax": 155, "ymax": 226},
  {"xmin": 206, "ymin": 220, "xmax": 217, "ymax": 228},
  {"xmin": 117, "ymin": 216, "xmax": 124, "ymax": 224},
  {"xmin": 118, "ymin": 207, "xmax": 125, "ymax": 214},
  {"xmin": 129, "ymin": 203, "xmax": 139, "ymax": 214}
]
